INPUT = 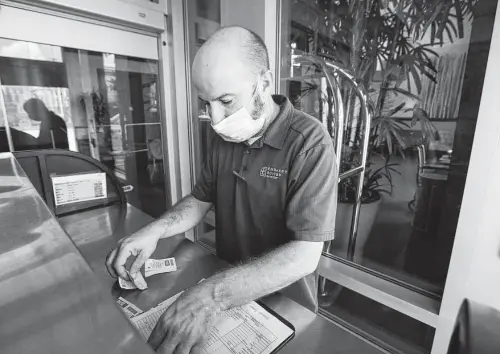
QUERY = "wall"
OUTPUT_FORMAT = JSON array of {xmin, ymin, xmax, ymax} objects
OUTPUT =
[{"xmin": 220, "ymin": 0, "xmax": 278, "ymax": 92}]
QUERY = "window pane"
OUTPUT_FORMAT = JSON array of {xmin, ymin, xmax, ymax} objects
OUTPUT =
[
  {"xmin": 319, "ymin": 278, "xmax": 435, "ymax": 353},
  {"xmin": 280, "ymin": 0, "xmax": 499, "ymax": 295},
  {"xmin": 186, "ymin": 0, "xmax": 221, "ymax": 246},
  {"xmin": 0, "ymin": 38, "xmax": 170, "ymax": 217}
]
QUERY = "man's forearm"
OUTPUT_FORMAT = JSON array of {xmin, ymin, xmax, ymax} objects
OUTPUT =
[
  {"xmin": 146, "ymin": 194, "xmax": 212, "ymax": 240},
  {"xmin": 200, "ymin": 241, "xmax": 323, "ymax": 312}
]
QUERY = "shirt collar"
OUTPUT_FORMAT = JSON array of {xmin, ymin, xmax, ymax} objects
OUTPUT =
[{"xmin": 260, "ymin": 95, "xmax": 294, "ymax": 150}]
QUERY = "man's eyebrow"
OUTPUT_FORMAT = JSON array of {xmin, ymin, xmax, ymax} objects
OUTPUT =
[
  {"xmin": 199, "ymin": 94, "xmax": 234, "ymax": 102},
  {"xmin": 216, "ymin": 94, "xmax": 234, "ymax": 100}
]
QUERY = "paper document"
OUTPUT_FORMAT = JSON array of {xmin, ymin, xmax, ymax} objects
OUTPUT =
[
  {"xmin": 131, "ymin": 292, "xmax": 293, "ymax": 354},
  {"xmin": 202, "ymin": 302, "xmax": 293, "ymax": 354},
  {"xmin": 52, "ymin": 172, "xmax": 106, "ymax": 206},
  {"xmin": 118, "ymin": 276, "xmax": 137, "ymax": 290},
  {"xmin": 118, "ymin": 271, "xmax": 148, "ymax": 290},
  {"xmin": 131, "ymin": 291, "xmax": 184, "ymax": 339},
  {"xmin": 145, "ymin": 258, "xmax": 177, "ymax": 277},
  {"xmin": 116, "ymin": 297, "xmax": 143, "ymax": 319}
]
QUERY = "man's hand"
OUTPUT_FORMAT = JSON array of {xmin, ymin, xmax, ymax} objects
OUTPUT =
[
  {"xmin": 105, "ymin": 228, "xmax": 160, "ymax": 280},
  {"xmin": 148, "ymin": 285, "xmax": 218, "ymax": 354}
]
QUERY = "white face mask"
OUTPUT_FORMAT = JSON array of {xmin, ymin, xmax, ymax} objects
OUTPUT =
[{"xmin": 211, "ymin": 83, "xmax": 265, "ymax": 143}]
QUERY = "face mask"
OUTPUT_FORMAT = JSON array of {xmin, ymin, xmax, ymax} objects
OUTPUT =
[{"xmin": 211, "ymin": 82, "xmax": 265, "ymax": 143}]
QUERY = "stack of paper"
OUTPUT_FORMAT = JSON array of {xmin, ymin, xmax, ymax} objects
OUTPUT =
[{"xmin": 130, "ymin": 293, "xmax": 294, "ymax": 354}]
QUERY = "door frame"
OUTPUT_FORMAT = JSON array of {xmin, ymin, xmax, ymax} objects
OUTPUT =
[{"xmin": 0, "ymin": 1, "xmax": 179, "ymax": 211}]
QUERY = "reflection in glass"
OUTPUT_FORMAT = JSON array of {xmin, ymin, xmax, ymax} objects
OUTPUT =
[
  {"xmin": 280, "ymin": 0, "xmax": 497, "ymax": 295},
  {"xmin": 0, "ymin": 38, "xmax": 169, "ymax": 217}
]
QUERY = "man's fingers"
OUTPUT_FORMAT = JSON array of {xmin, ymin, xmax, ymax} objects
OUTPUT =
[
  {"xmin": 172, "ymin": 342, "xmax": 194, "ymax": 354},
  {"xmin": 190, "ymin": 342, "xmax": 206, "ymax": 354},
  {"xmin": 105, "ymin": 249, "xmax": 118, "ymax": 278},
  {"xmin": 113, "ymin": 245, "xmax": 132, "ymax": 280},
  {"xmin": 130, "ymin": 250, "xmax": 148, "ymax": 275},
  {"xmin": 190, "ymin": 330, "xmax": 210, "ymax": 354},
  {"xmin": 148, "ymin": 318, "xmax": 168, "ymax": 350},
  {"xmin": 157, "ymin": 339, "xmax": 178, "ymax": 354}
]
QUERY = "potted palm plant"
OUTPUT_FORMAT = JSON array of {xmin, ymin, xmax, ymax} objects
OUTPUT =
[{"xmin": 286, "ymin": 0, "xmax": 475, "ymax": 259}]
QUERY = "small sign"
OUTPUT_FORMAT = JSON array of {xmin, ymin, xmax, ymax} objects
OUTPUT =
[{"xmin": 52, "ymin": 173, "xmax": 107, "ymax": 206}]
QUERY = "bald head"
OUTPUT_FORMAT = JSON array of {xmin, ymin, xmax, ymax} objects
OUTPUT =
[
  {"xmin": 192, "ymin": 26, "xmax": 274, "ymax": 126},
  {"xmin": 194, "ymin": 26, "xmax": 269, "ymax": 78}
]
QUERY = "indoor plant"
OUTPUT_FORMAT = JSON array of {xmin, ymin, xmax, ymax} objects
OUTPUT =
[{"xmin": 287, "ymin": 0, "xmax": 475, "ymax": 259}]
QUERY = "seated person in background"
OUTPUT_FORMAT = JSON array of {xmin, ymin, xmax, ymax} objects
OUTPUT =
[
  {"xmin": 23, "ymin": 98, "xmax": 69, "ymax": 150},
  {"xmin": 106, "ymin": 26, "xmax": 338, "ymax": 353}
]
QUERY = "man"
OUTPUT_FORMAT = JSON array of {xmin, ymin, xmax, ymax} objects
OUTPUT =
[
  {"xmin": 106, "ymin": 26, "xmax": 337, "ymax": 353},
  {"xmin": 23, "ymin": 98, "xmax": 69, "ymax": 150}
]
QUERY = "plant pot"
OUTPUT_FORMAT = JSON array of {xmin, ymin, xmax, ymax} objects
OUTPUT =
[{"xmin": 329, "ymin": 196, "xmax": 383, "ymax": 262}]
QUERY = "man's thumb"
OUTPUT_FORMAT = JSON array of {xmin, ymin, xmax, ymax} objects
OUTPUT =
[{"xmin": 130, "ymin": 251, "xmax": 148, "ymax": 275}]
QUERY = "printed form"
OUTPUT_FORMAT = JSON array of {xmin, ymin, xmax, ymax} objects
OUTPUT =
[{"xmin": 131, "ymin": 292, "xmax": 294, "ymax": 354}]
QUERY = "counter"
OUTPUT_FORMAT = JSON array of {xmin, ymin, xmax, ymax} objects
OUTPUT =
[
  {"xmin": 1, "ymin": 151, "xmax": 383, "ymax": 353},
  {"xmin": 59, "ymin": 205, "xmax": 384, "ymax": 354},
  {"xmin": 0, "ymin": 153, "xmax": 152, "ymax": 354}
]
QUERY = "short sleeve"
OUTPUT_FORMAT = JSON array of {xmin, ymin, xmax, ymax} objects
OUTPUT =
[
  {"xmin": 286, "ymin": 143, "xmax": 338, "ymax": 241},
  {"xmin": 191, "ymin": 143, "xmax": 216, "ymax": 204}
]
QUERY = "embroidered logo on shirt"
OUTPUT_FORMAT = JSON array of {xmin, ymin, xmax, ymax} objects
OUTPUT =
[{"xmin": 259, "ymin": 166, "xmax": 288, "ymax": 180}]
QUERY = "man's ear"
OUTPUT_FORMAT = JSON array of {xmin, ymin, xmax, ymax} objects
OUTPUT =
[{"xmin": 260, "ymin": 70, "xmax": 274, "ymax": 94}]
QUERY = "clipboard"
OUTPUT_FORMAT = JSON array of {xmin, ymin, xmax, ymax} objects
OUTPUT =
[{"xmin": 256, "ymin": 301, "xmax": 296, "ymax": 353}]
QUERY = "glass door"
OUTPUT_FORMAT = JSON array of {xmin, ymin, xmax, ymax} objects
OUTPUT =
[
  {"xmin": 184, "ymin": 0, "xmax": 222, "ymax": 250},
  {"xmin": 0, "ymin": 4, "xmax": 171, "ymax": 217},
  {"xmin": 278, "ymin": 0, "xmax": 499, "ymax": 353}
]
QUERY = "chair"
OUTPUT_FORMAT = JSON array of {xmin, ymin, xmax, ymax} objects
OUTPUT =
[
  {"xmin": 13, "ymin": 149, "xmax": 126, "ymax": 217},
  {"xmin": 408, "ymin": 144, "xmax": 450, "ymax": 211}
]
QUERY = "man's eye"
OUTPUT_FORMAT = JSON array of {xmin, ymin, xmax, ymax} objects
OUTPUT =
[{"xmin": 220, "ymin": 99, "xmax": 233, "ymax": 105}]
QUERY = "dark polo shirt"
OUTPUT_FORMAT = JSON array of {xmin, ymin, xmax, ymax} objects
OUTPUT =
[{"xmin": 191, "ymin": 95, "xmax": 338, "ymax": 312}]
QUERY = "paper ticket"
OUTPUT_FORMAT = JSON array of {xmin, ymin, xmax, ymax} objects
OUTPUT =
[
  {"xmin": 118, "ymin": 276, "xmax": 137, "ymax": 290},
  {"xmin": 118, "ymin": 271, "xmax": 148, "ymax": 290},
  {"xmin": 127, "ymin": 270, "xmax": 148, "ymax": 290},
  {"xmin": 116, "ymin": 297, "xmax": 143, "ymax": 319},
  {"xmin": 145, "ymin": 258, "xmax": 177, "ymax": 277}
]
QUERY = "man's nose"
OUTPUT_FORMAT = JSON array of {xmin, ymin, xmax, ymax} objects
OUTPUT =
[{"xmin": 209, "ymin": 103, "xmax": 225, "ymax": 125}]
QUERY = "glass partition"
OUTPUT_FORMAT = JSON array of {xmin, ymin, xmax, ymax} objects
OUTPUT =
[
  {"xmin": 279, "ymin": 0, "xmax": 498, "ymax": 297},
  {"xmin": 185, "ymin": 0, "xmax": 221, "ymax": 249},
  {"xmin": 0, "ymin": 38, "xmax": 170, "ymax": 217}
]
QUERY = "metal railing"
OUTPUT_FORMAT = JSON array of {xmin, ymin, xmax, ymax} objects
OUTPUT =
[{"xmin": 292, "ymin": 56, "xmax": 372, "ymax": 295}]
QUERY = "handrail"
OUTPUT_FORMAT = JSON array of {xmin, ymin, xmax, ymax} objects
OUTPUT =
[
  {"xmin": 293, "ymin": 55, "xmax": 373, "ymax": 262},
  {"xmin": 291, "ymin": 56, "xmax": 373, "ymax": 298}
]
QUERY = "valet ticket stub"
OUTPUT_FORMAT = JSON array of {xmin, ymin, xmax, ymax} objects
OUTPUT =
[
  {"xmin": 119, "ymin": 271, "xmax": 148, "ymax": 290},
  {"xmin": 145, "ymin": 258, "xmax": 177, "ymax": 277},
  {"xmin": 128, "ymin": 270, "xmax": 148, "ymax": 290},
  {"xmin": 118, "ymin": 258, "xmax": 177, "ymax": 290},
  {"xmin": 118, "ymin": 276, "xmax": 137, "ymax": 290}
]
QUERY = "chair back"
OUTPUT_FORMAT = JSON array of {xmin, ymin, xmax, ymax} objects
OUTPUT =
[{"xmin": 416, "ymin": 144, "xmax": 427, "ymax": 186}]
